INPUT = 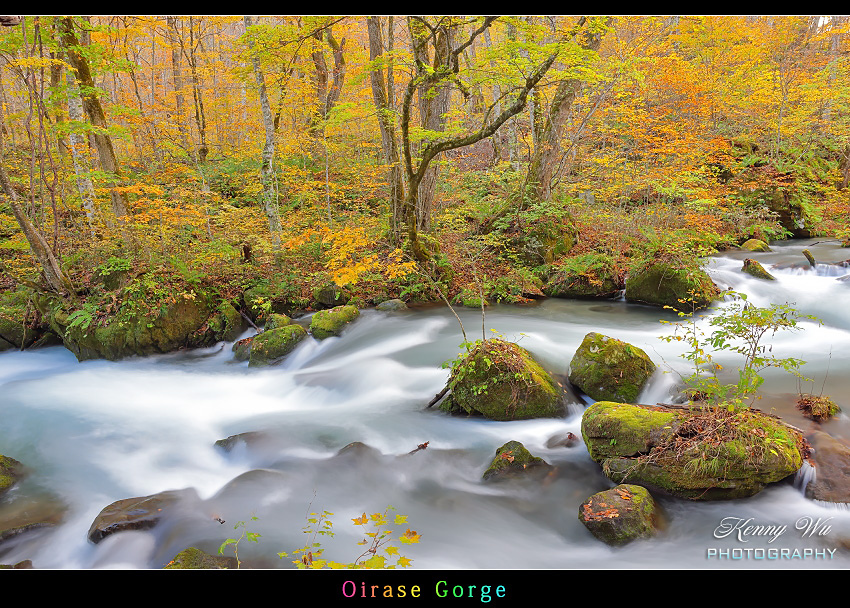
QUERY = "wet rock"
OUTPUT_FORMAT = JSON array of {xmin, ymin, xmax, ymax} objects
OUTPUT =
[
  {"xmin": 796, "ymin": 394, "xmax": 840, "ymax": 422},
  {"xmin": 742, "ymin": 258, "xmax": 776, "ymax": 281},
  {"xmin": 568, "ymin": 332, "xmax": 656, "ymax": 404},
  {"xmin": 0, "ymin": 455, "xmax": 25, "ymax": 497},
  {"xmin": 546, "ymin": 432, "xmax": 580, "ymax": 449},
  {"xmin": 231, "ymin": 336, "xmax": 254, "ymax": 362},
  {"xmin": 248, "ymin": 324, "xmax": 307, "ymax": 367},
  {"xmin": 87, "ymin": 488, "xmax": 199, "ymax": 544},
  {"xmin": 482, "ymin": 441, "xmax": 553, "ymax": 482},
  {"xmin": 214, "ymin": 431, "xmax": 268, "ymax": 453},
  {"xmin": 439, "ymin": 339, "xmax": 565, "ymax": 421},
  {"xmin": 625, "ymin": 262, "xmax": 719, "ymax": 310},
  {"xmin": 0, "ymin": 560, "xmax": 33, "ymax": 569},
  {"xmin": 740, "ymin": 238, "xmax": 772, "ymax": 252},
  {"xmin": 165, "ymin": 546, "xmax": 238, "ymax": 569},
  {"xmin": 376, "ymin": 299, "xmax": 408, "ymax": 311},
  {"xmin": 310, "ymin": 305, "xmax": 360, "ymax": 340},
  {"xmin": 805, "ymin": 431, "xmax": 850, "ymax": 504},
  {"xmin": 313, "ymin": 282, "xmax": 351, "ymax": 309},
  {"xmin": 579, "ymin": 484, "xmax": 661, "ymax": 546},
  {"xmin": 581, "ymin": 402, "xmax": 805, "ymax": 500}
]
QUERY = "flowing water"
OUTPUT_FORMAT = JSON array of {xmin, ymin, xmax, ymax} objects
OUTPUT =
[{"xmin": 1, "ymin": 239, "xmax": 850, "ymax": 570}]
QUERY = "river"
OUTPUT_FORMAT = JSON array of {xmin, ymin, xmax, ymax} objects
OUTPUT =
[{"xmin": 1, "ymin": 238, "xmax": 849, "ymax": 569}]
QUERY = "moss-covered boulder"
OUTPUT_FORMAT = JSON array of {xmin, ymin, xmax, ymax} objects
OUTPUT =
[
  {"xmin": 568, "ymin": 333, "xmax": 656, "ymax": 403},
  {"xmin": 36, "ymin": 278, "xmax": 245, "ymax": 361},
  {"xmin": 0, "ymin": 455, "xmax": 25, "ymax": 497},
  {"xmin": 579, "ymin": 484, "xmax": 661, "ymax": 546},
  {"xmin": 581, "ymin": 402, "xmax": 805, "ymax": 500},
  {"xmin": 310, "ymin": 305, "xmax": 359, "ymax": 339},
  {"xmin": 376, "ymin": 298, "xmax": 408, "ymax": 311},
  {"xmin": 625, "ymin": 262, "xmax": 719, "ymax": 311},
  {"xmin": 0, "ymin": 289, "xmax": 51, "ymax": 351},
  {"xmin": 87, "ymin": 488, "xmax": 198, "ymax": 544},
  {"xmin": 165, "ymin": 547, "xmax": 238, "ymax": 569},
  {"xmin": 740, "ymin": 238, "xmax": 772, "ymax": 252},
  {"xmin": 482, "ymin": 440, "xmax": 554, "ymax": 482},
  {"xmin": 312, "ymin": 281, "xmax": 351, "ymax": 309},
  {"xmin": 248, "ymin": 324, "xmax": 307, "ymax": 367},
  {"xmin": 439, "ymin": 339, "xmax": 565, "ymax": 421},
  {"xmin": 796, "ymin": 394, "xmax": 840, "ymax": 422},
  {"xmin": 264, "ymin": 313, "xmax": 291, "ymax": 331},
  {"xmin": 544, "ymin": 255, "xmax": 622, "ymax": 299},
  {"xmin": 742, "ymin": 258, "xmax": 776, "ymax": 281}
]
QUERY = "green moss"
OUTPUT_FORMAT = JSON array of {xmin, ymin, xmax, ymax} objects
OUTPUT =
[
  {"xmin": 264, "ymin": 313, "xmax": 291, "ymax": 331},
  {"xmin": 249, "ymin": 324, "xmax": 307, "ymax": 367},
  {"xmin": 581, "ymin": 401, "xmax": 677, "ymax": 460},
  {"xmin": 0, "ymin": 455, "xmax": 24, "ymax": 496},
  {"xmin": 544, "ymin": 254, "xmax": 621, "ymax": 299},
  {"xmin": 446, "ymin": 339, "xmax": 564, "ymax": 421},
  {"xmin": 482, "ymin": 440, "xmax": 550, "ymax": 481},
  {"xmin": 310, "ymin": 305, "xmax": 360, "ymax": 340},
  {"xmin": 568, "ymin": 333, "xmax": 656, "ymax": 403},
  {"xmin": 164, "ymin": 547, "xmax": 237, "ymax": 569},
  {"xmin": 740, "ymin": 238, "xmax": 771, "ymax": 252},
  {"xmin": 625, "ymin": 262, "xmax": 719, "ymax": 310},
  {"xmin": 579, "ymin": 484, "xmax": 659, "ymax": 545},
  {"xmin": 741, "ymin": 258, "xmax": 776, "ymax": 280}
]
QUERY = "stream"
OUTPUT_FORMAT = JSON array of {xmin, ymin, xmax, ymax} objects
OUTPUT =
[{"xmin": 1, "ymin": 238, "xmax": 849, "ymax": 570}]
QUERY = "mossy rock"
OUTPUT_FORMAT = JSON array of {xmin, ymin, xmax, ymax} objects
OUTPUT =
[
  {"xmin": 312, "ymin": 281, "xmax": 351, "ymax": 309},
  {"xmin": 440, "ymin": 339, "xmax": 565, "ymax": 421},
  {"xmin": 742, "ymin": 258, "xmax": 776, "ymax": 281},
  {"xmin": 568, "ymin": 332, "xmax": 656, "ymax": 403},
  {"xmin": 376, "ymin": 298, "xmax": 408, "ymax": 311},
  {"xmin": 310, "ymin": 305, "xmax": 359, "ymax": 340},
  {"xmin": 264, "ymin": 313, "xmax": 291, "ymax": 330},
  {"xmin": 0, "ymin": 455, "xmax": 25, "ymax": 497},
  {"xmin": 581, "ymin": 402, "xmax": 805, "ymax": 500},
  {"xmin": 0, "ymin": 289, "xmax": 48, "ymax": 351},
  {"xmin": 165, "ymin": 547, "xmax": 238, "ymax": 569},
  {"xmin": 578, "ymin": 484, "xmax": 661, "ymax": 546},
  {"xmin": 625, "ymin": 262, "xmax": 719, "ymax": 310},
  {"xmin": 248, "ymin": 324, "xmax": 307, "ymax": 367},
  {"xmin": 482, "ymin": 440, "xmax": 553, "ymax": 482},
  {"xmin": 231, "ymin": 336, "xmax": 254, "ymax": 362},
  {"xmin": 36, "ymin": 281, "xmax": 242, "ymax": 361},
  {"xmin": 544, "ymin": 255, "xmax": 622, "ymax": 299},
  {"xmin": 740, "ymin": 238, "xmax": 772, "ymax": 252}
]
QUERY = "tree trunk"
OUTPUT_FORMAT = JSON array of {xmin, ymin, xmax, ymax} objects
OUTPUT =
[
  {"xmin": 166, "ymin": 16, "xmax": 195, "ymax": 163},
  {"xmin": 65, "ymin": 68, "xmax": 96, "ymax": 231},
  {"xmin": 56, "ymin": 17, "xmax": 130, "ymax": 221},
  {"xmin": 244, "ymin": 15, "xmax": 282, "ymax": 249},
  {"xmin": 366, "ymin": 16, "xmax": 404, "ymax": 241},
  {"xmin": 524, "ymin": 18, "xmax": 607, "ymax": 206}
]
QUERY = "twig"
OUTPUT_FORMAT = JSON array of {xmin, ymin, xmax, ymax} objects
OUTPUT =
[{"xmin": 426, "ymin": 386, "xmax": 449, "ymax": 408}]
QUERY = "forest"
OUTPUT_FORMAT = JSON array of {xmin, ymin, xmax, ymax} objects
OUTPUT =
[{"xmin": 1, "ymin": 15, "xmax": 849, "ymax": 572}]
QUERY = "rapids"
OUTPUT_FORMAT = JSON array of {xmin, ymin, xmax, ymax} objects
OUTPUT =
[{"xmin": 1, "ymin": 238, "xmax": 849, "ymax": 569}]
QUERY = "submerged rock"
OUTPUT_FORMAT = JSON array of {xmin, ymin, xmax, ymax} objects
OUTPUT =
[
  {"xmin": 804, "ymin": 431, "xmax": 850, "ymax": 504},
  {"xmin": 482, "ymin": 441, "xmax": 553, "ymax": 482},
  {"xmin": 568, "ymin": 332, "xmax": 656, "ymax": 403},
  {"xmin": 439, "ymin": 339, "xmax": 565, "ymax": 421},
  {"xmin": 376, "ymin": 298, "xmax": 408, "ymax": 311},
  {"xmin": 310, "ymin": 305, "xmax": 360, "ymax": 339},
  {"xmin": 581, "ymin": 402, "xmax": 805, "ymax": 500},
  {"xmin": 87, "ymin": 488, "xmax": 198, "ymax": 544},
  {"xmin": 579, "ymin": 484, "xmax": 661, "ymax": 546},
  {"xmin": 625, "ymin": 262, "xmax": 719, "ymax": 311}
]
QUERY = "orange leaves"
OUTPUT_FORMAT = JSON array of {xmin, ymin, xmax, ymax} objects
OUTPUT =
[{"xmin": 582, "ymin": 501, "xmax": 620, "ymax": 521}]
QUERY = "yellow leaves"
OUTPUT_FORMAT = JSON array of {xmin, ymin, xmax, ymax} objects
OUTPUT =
[
  {"xmin": 399, "ymin": 528, "xmax": 421, "ymax": 544},
  {"xmin": 351, "ymin": 512, "xmax": 369, "ymax": 526}
]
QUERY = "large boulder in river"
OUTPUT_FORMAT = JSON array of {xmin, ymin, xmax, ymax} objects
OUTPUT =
[
  {"xmin": 87, "ymin": 488, "xmax": 199, "ymax": 544},
  {"xmin": 0, "ymin": 455, "xmax": 25, "ymax": 497},
  {"xmin": 440, "ymin": 339, "xmax": 565, "ymax": 421},
  {"xmin": 625, "ymin": 262, "xmax": 719, "ymax": 311},
  {"xmin": 579, "ymin": 484, "xmax": 662, "ymax": 546},
  {"xmin": 740, "ymin": 238, "xmax": 771, "ymax": 252},
  {"xmin": 310, "ymin": 305, "xmax": 359, "ymax": 339},
  {"xmin": 248, "ymin": 324, "xmax": 307, "ymax": 367},
  {"xmin": 742, "ymin": 258, "xmax": 776, "ymax": 280},
  {"xmin": 568, "ymin": 332, "xmax": 656, "ymax": 403},
  {"xmin": 581, "ymin": 401, "xmax": 805, "ymax": 500},
  {"xmin": 543, "ymin": 255, "xmax": 622, "ymax": 299}
]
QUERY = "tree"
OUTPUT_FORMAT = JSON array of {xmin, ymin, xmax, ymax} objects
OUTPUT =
[
  {"xmin": 399, "ymin": 16, "xmax": 561, "ymax": 265},
  {"xmin": 243, "ymin": 15, "xmax": 282, "ymax": 249},
  {"xmin": 55, "ymin": 16, "xmax": 131, "ymax": 222}
]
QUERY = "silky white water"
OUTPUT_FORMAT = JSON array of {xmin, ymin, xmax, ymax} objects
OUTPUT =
[{"xmin": 1, "ymin": 239, "xmax": 849, "ymax": 569}]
